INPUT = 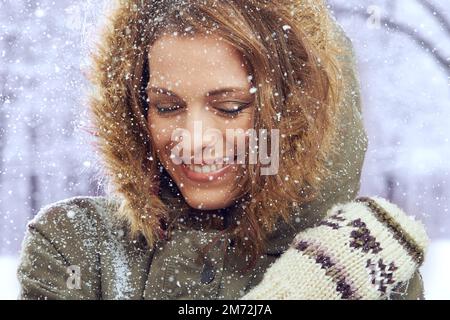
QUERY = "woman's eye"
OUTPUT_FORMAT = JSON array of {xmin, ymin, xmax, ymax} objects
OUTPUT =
[
  {"xmin": 214, "ymin": 102, "xmax": 251, "ymax": 118},
  {"xmin": 152, "ymin": 101, "xmax": 251, "ymax": 117},
  {"xmin": 155, "ymin": 103, "xmax": 183, "ymax": 114}
]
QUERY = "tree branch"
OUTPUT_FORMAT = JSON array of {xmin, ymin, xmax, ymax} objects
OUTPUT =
[
  {"xmin": 331, "ymin": 5, "xmax": 450, "ymax": 78},
  {"xmin": 416, "ymin": 0, "xmax": 450, "ymax": 35}
]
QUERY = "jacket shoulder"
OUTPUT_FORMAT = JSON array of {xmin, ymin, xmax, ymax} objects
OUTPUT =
[
  {"xmin": 25, "ymin": 196, "xmax": 121, "ymax": 254},
  {"xmin": 17, "ymin": 196, "xmax": 121, "ymax": 299},
  {"xmin": 29, "ymin": 196, "xmax": 120, "ymax": 231}
]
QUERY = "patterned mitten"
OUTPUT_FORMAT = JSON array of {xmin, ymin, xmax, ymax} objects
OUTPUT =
[{"xmin": 241, "ymin": 196, "xmax": 429, "ymax": 300}]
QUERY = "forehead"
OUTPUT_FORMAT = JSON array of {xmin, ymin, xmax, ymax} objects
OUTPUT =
[{"xmin": 148, "ymin": 35, "xmax": 251, "ymax": 95}]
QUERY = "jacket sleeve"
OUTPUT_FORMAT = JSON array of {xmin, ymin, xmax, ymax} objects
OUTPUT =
[
  {"xmin": 17, "ymin": 198, "xmax": 101, "ymax": 300},
  {"xmin": 241, "ymin": 196, "xmax": 429, "ymax": 300}
]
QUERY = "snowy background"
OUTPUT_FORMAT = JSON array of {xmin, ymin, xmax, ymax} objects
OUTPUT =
[{"xmin": 0, "ymin": 0, "xmax": 449, "ymax": 299}]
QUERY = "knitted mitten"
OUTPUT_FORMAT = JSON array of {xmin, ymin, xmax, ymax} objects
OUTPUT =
[{"xmin": 241, "ymin": 196, "xmax": 429, "ymax": 300}]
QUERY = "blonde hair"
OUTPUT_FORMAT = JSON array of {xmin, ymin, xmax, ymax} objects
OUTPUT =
[{"xmin": 89, "ymin": 0, "xmax": 342, "ymax": 270}]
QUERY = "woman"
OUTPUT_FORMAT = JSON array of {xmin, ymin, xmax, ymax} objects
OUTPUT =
[{"xmin": 17, "ymin": 0, "xmax": 428, "ymax": 299}]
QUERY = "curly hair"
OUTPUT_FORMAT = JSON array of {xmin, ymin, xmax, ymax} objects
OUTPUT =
[{"xmin": 88, "ymin": 0, "xmax": 343, "ymax": 271}]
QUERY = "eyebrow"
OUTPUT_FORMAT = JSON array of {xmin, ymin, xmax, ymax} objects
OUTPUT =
[{"xmin": 147, "ymin": 86, "xmax": 251, "ymax": 99}]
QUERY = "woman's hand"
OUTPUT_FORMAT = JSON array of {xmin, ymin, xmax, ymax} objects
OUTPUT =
[{"xmin": 241, "ymin": 196, "xmax": 429, "ymax": 300}]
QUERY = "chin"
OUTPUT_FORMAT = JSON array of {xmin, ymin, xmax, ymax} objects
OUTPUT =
[{"xmin": 181, "ymin": 191, "xmax": 235, "ymax": 211}]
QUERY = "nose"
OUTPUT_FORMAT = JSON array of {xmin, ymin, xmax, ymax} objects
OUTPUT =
[{"xmin": 183, "ymin": 103, "xmax": 221, "ymax": 164}]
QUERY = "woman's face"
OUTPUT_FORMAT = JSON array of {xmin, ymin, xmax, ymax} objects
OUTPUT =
[{"xmin": 147, "ymin": 34, "xmax": 255, "ymax": 210}]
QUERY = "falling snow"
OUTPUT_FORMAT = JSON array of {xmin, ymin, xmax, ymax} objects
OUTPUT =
[{"xmin": 0, "ymin": 0, "xmax": 449, "ymax": 299}]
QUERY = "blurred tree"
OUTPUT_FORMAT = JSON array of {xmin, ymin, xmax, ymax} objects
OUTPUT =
[{"xmin": 330, "ymin": 0, "xmax": 450, "ymax": 77}]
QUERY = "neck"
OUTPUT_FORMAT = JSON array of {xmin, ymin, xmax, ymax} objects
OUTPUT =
[{"xmin": 159, "ymin": 169, "xmax": 238, "ymax": 231}]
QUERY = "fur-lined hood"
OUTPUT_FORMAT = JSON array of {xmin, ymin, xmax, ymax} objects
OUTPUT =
[{"xmin": 89, "ymin": 0, "xmax": 368, "ymax": 255}]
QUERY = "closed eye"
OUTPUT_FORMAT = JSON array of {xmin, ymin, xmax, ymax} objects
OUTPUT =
[
  {"xmin": 154, "ymin": 103, "xmax": 184, "ymax": 115},
  {"xmin": 152, "ymin": 101, "xmax": 252, "ymax": 118},
  {"xmin": 213, "ymin": 102, "xmax": 252, "ymax": 118}
]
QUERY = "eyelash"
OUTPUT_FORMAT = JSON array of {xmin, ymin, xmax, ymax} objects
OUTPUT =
[
  {"xmin": 155, "ymin": 104, "xmax": 184, "ymax": 114},
  {"xmin": 214, "ymin": 103, "xmax": 250, "ymax": 117},
  {"xmin": 154, "ymin": 102, "xmax": 251, "ymax": 118}
]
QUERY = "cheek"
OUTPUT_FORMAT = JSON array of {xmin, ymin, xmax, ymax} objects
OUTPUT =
[
  {"xmin": 223, "ymin": 111, "xmax": 254, "ymax": 131},
  {"xmin": 148, "ymin": 117, "xmax": 174, "ymax": 156},
  {"xmin": 238, "ymin": 109, "xmax": 254, "ymax": 130}
]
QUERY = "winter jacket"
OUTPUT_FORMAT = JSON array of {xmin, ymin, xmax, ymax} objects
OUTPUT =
[{"xmin": 17, "ymin": 194, "xmax": 427, "ymax": 300}]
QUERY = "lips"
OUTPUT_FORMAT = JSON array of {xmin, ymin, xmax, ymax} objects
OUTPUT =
[
  {"xmin": 185, "ymin": 163, "xmax": 226, "ymax": 174},
  {"xmin": 180, "ymin": 162, "xmax": 233, "ymax": 182}
]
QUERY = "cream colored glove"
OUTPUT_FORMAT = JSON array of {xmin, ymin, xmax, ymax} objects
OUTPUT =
[{"xmin": 241, "ymin": 196, "xmax": 429, "ymax": 300}]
